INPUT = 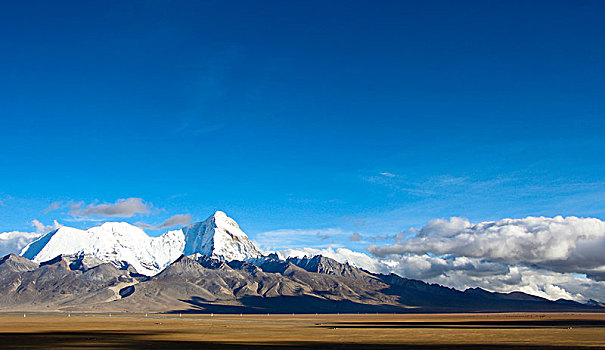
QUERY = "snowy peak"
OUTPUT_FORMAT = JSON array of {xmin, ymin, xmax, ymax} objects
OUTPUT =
[
  {"xmin": 18, "ymin": 211, "xmax": 262, "ymax": 276},
  {"xmin": 182, "ymin": 211, "xmax": 262, "ymax": 261},
  {"xmin": 20, "ymin": 223, "xmax": 184, "ymax": 276}
]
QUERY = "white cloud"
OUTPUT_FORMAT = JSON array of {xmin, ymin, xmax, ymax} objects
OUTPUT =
[
  {"xmin": 379, "ymin": 172, "xmax": 397, "ymax": 178},
  {"xmin": 273, "ymin": 216, "xmax": 605, "ymax": 302},
  {"xmin": 0, "ymin": 219, "xmax": 63, "ymax": 257},
  {"xmin": 368, "ymin": 216, "xmax": 605, "ymax": 280},
  {"xmin": 423, "ymin": 262, "xmax": 605, "ymax": 303},
  {"xmin": 137, "ymin": 214, "xmax": 192, "ymax": 230},
  {"xmin": 70, "ymin": 198, "xmax": 151, "ymax": 218},
  {"xmin": 277, "ymin": 247, "xmax": 605, "ymax": 302},
  {"xmin": 0, "ymin": 231, "xmax": 41, "ymax": 257},
  {"xmin": 31, "ymin": 219, "xmax": 62, "ymax": 234}
]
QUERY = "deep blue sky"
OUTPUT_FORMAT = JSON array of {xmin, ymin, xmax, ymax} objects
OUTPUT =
[{"xmin": 1, "ymin": 1, "xmax": 604, "ymax": 250}]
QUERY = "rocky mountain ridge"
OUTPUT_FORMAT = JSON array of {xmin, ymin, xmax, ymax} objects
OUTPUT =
[{"xmin": 0, "ymin": 252, "xmax": 601, "ymax": 313}]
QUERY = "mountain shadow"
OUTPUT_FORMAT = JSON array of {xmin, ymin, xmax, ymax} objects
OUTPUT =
[{"xmin": 173, "ymin": 295, "xmax": 407, "ymax": 314}]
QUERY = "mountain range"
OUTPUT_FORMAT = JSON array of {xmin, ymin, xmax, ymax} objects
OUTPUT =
[
  {"xmin": 20, "ymin": 211, "xmax": 261, "ymax": 276},
  {"xmin": 1, "ymin": 211, "xmax": 602, "ymax": 313}
]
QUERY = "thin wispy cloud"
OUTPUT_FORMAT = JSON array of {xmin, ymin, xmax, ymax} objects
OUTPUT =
[
  {"xmin": 364, "ymin": 173, "xmax": 436, "ymax": 196},
  {"xmin": 43, "ymin": 201, "xmax": 63, "ymax": 213},
  {"xmin": 168, "ymin": 193, "xmax": 188, "ymax": 200},
  {"xmin": 254, "ymin": 228, "xmax": 354, "ymax": 251},
  {"xmin": 367, "ymin": 171, "xmax": 605, "ymax": 208},
  {"xmin": 286, "ymin": 197, "xmax": 342, "ymax": 205},
  {"xmin": 379, "ymin": 172, "xmax": 397, "ymax": 178},
  {"xmin": 70, "ymin": 198, "xmax": 151, "ymax": 218},
  {"xmin": 137, "ymin": 214, "xmax": 192, "ymax": 230},
  {"xmin": 0, "ymin": 195, "xmax": 13, "ymax": 207},
  {"xmin": 349, "ymin": 232, "xmax": 362, "ymax": 242},
  {"xmin": 366, "ymin": 172, "xmax": 517, "ymax": 198}
]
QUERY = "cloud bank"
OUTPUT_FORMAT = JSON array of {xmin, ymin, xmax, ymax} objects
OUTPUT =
[
  {"xmin": 0, "ymin": 220, "xmax": 62, "ymax": 257},
  {"xmin": 0, "ymin": 231, "xmax": 41, "ymax": 257},
  {"xmin": 278, "ymin": 246, "xmax": 605, "ymax": 303},
  {"xmin": 368, "ymin": 216, "xmax": 605, "ymax": 280},
  {"xmin": 277, "ymin": 216, "xmax": 605, "ymax": 302}
]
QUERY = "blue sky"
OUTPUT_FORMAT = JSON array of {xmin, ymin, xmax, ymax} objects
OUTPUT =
[{"xmin": 1, "ymin": 1, "xmax": 605, "ymax": 251}]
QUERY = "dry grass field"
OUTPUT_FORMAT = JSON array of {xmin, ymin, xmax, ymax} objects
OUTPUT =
[{"xmin": 0, "ymin": 312, "xmax": 604, "ymax": 349}]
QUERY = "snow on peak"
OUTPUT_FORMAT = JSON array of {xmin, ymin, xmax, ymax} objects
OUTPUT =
[
  {"xmin": 182, "ymin": 211, "xmax": 262, "ymax": 261},
  {"xmin": 20, "ymin": 223, "xmax": 183, "ymax": 276},
  {"xmin": 212, "ymin": 210, "xmax": 228, "ymax": 219},
  {"xmin": 19, "ymin": 211, "xmax": 262, "ymax": 276}
]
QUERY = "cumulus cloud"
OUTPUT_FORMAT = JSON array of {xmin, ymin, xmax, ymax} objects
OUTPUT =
[
  {"xmin": 277, "ymin": 247, "xmax": 605, "ymax": 302},
  {"xmin": 137, "ymin": 214, "xmax": 192, "ymax": 230},
  {"xmin": 0, "ymin": 219, "xmax": 64, "ymax": 257},
  {"xmin": 368, "ymin": 216, "xmax": 605, "ymax": 280},
  {"xmin": 414, "ymin": 259, "xmax": 605, "ymax": 303},
  {"xmin": 31, "ymin": 219, "xmax": 62, "ymax": 234},
  {"xmin": 70, "ymin": 198, "xmax": 151, "ymax": 218},
  {"xmin": 273, "ymin": 215, "xmax": 605, "ymax": 302},
  {"xmin": 0, "ymin": 231, "xmax": 41, "ymax": 257}
]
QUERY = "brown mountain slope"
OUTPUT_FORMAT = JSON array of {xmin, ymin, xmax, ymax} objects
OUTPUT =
[{"xmin": 0, "ymin": 253, "xmax": 602, "ymax": 313}]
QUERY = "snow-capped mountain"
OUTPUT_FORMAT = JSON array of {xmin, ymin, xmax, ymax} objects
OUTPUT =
[
  {"xmin": 182, "ymin": 211, "xmax": 262, "ymax": 260},
  {"xmin": 5, "ymin": 212, "xmax": 603, "ymax": 313},
  {"xmin": 20, "ymin": 211, "xmax": 262, "ymax": 276}
]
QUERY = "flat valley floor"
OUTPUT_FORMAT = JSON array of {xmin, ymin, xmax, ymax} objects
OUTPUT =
[{"xmin": 0, "ymin": 312, "xmax": 604, "ymax": 349}]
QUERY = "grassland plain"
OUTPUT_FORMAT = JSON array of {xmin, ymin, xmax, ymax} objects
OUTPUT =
[{"xmin": 0, "ymin": 312, "xmax": 604, "ymax": 349}]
